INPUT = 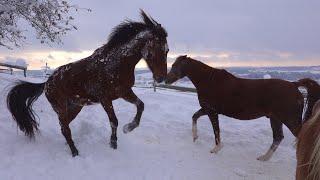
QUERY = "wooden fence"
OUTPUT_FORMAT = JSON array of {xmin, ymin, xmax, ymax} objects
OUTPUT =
[{"xmin": 0, "ymin": 62, "xmax": 27, "ymax": 77}]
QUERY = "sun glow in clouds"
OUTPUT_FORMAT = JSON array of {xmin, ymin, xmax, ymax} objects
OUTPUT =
[
  {"xmin": 0, "ymin": 50, "xmax": 93, "ymax": 70},
  {"xmin": 216, "ymin": 53, "xmax": 230, "ymax": 59}
]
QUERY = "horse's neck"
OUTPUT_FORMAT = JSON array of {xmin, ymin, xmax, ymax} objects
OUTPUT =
[
  {"xmin": 89, "ymin": 31, "xmax": 152, "ymax": 73},
  {"xmin": 186, "ymin": 60, "xmax": 217, "ymax": 87},
  {"xmin": 94, "ymin": 43, "xmax": 143, "ymax": 66}
]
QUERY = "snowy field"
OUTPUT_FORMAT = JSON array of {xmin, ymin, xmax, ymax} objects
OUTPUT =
[{"xmin": 0, "ymin": 73, "xmax": 297, "ymax": 180}]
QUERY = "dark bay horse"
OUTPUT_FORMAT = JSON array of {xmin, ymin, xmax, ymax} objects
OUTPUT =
[
  {"xmin": 6, "ymin": 10, "xmax": 169, "ymax": 157},
  {"xmin": 296, "ymin": 100, "xmax": 320, "ymax": 180},
  {"xmin": 165, "ymin": 55, "xmax": 320, "ymax": 161}
]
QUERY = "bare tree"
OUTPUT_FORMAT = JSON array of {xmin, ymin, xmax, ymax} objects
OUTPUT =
[{"xmin": 0, "ymin": 0, "xmax": 90, "ymax": 49}]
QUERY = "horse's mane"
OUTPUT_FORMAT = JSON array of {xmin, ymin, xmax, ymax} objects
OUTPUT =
[
  {"xmin": 104, "ymin": 9, "xmax": 167, "ymax": 51},
  {"xmin": 176, "ymin": 55, "xmax": 235, "ymax": 79},
  {"xmin": 299, "ymin": 100, "xmax": 320, "ymax": 180}
]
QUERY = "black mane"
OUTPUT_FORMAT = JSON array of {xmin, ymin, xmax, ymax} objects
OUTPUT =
[{"xmin": 104, "ymin": 10, "xmax": 167, "ymax": 51}]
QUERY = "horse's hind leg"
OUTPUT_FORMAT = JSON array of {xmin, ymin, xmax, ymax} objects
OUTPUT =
[
  {"xmin": 208, "ymin": 111, "xmax": 223, "ymax": 154},
  {"xmin": 54, "ymin": 102, "xmax": 82, "ymax": 157},
  {"xmin": 257, "ymin": 117, "xmax": 284, "ymax": 161},
  {"xmin": 192, "ymin": 108, "xmax": 207, "ymax": 142},
  {"xmin": 121, "ymin": 89, "xmax": 144, "ymax": 134}
]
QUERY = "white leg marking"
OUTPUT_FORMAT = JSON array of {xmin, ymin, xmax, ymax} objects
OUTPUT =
[
  {"xmin": 210, "ymin": 143, "xmax": 223, "ymax": 154},
  {"xmin": 257, "ymin": 149, "xmax": 274, "ymax": 161},
  {"xmin": 192, "ymin": 122, "xmax": 198, "ymax": 142}
]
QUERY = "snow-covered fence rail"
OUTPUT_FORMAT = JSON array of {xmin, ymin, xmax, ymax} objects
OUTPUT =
[
  {"xmin": 155, "ymin": 84, "xmax": 308, "ymax": 98},
  {"xmin": 156, "ymin": 84, "xmax": 197, "ymax": 93},
  {"xmin": 0, "ymin": 62, "xmax": 27, "ymax": 77}
]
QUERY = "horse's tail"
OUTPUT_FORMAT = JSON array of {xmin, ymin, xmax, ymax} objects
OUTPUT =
[
  {"xmin": 294, "ymin": 78, "xmax": 320, "ymax": 123},
  {"xmin": 7, "ymin": 81, "xmax": 46, "ymax": 138}
]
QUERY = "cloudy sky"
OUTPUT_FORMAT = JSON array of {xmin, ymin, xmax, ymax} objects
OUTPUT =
[{"xmin": 1, "ymin": 0, "xmax": 320, "ymax": 69}]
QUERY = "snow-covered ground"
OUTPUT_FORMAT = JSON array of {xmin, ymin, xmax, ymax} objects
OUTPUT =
[{"xmin": 0, "ymin": 73, "xmax": 297, "ymax": 180}]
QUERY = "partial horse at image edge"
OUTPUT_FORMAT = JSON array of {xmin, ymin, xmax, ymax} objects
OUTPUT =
[{"xmin": 296, "ymin": 100, "xmax": 320, "ymax": 180}]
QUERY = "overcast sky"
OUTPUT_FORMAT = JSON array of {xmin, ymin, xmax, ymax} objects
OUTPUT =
[{"xmin": 1, "ymin": 0, "xmax": 320, "ymax": 69}]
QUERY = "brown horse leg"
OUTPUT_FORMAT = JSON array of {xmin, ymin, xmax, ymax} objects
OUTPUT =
[
  {"xmin": 58, "ymin": 103, "xmax": 83, "ymax": 157},
  {"xmin": 192, "ymin": 108, "xmax": 207, "ymax": 142},
  {"xmin": 208, "ymin": 112, "xmax": 223, "ymax": 154},
  {"xmin": 121, "ymin": 89, "xmax": 144, "ymax": 134},
  {"xmin": 101, "ymin": 100, "xmax": 118, "ymax": 149},
  {"xmin": 257, "ymin": 118, "xmax": 284, "ymax": 161}
]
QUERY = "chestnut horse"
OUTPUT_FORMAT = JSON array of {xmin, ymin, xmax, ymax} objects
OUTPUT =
[
  {"xmin": 6, "ymin": 10, "xmax": 169, "ymax": 157},
  {"xmin": 296, "ymin": 100, "xmax": 320, "ymax": 180},
  {"xmin": 165, "ymin": 55, "xmax": 320, "ymax": 161}
]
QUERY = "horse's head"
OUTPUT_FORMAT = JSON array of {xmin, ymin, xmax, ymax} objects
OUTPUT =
[
  {"xmin": 165, "ymin": 55, "xmax": 189, "ymax": 85},
  {"xmin": 140, "ymin": 10, "xmax": 168, "ymax": 83}
]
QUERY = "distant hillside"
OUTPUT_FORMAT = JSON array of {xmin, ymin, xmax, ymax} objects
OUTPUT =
[{"xmin": 2, "ymin": 66, "xmax": 320, "ymax": 83}]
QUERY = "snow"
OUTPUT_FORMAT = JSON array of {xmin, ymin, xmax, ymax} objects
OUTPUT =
[
  {"xmin": 0, "ymin": 73, "xmax": 297, "ymax": 180},
  {"xmin": 135, "ymin": 72, "xmax": 195, "ymax": 88},
  {"xmin": 263, "ymin": 74, "xmax": 272, "ymax": 79},
  {"xmin": 1, "ymin": 59, "xmax": 28, "ymax": 68}
]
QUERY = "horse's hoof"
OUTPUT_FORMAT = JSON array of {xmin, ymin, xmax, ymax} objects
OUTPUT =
[
  {"xmin": 210, "ymin": 149, "xmax": 219, "ymax": 154},
  {"xmin": 193, "ymin": 135, "xmax": 198, "ymax": 142},
  {"xmin": 210, "ymin": 144, "xmax": 223, "ymax": 154},
  {"xmin": 110, "ymin": 142, "xmax": 117, "ymax": 149},
  {"xmin": 123, "ymin": 123, "xmax": 135, "ymax": 134},
  {"xmin": 257, "ymin": 154, "xmax": 271, "ymax": 161},
  {"xmin": 71, "ymin": 150, "xmax": 79, "ymax": 157}
]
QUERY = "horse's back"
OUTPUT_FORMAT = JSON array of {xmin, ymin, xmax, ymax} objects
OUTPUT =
[
  {"xmin": 241, "ymin": 78, "xmax": 303, "ymax": 103},
  {"xmin": 45, "ymin": 59, "xmax": 101, "ymax": 105},
  {"xmin": 198, "ymin": 75, "xmax": 303, "ymax": 120}
]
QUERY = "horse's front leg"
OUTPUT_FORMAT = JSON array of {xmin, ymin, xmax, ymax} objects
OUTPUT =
[
  {"xmin": 101, "ymin": 99, "xmax": 118, "ymax": 149},
  {"xmin": 121, "ymin": 89, "xmax": 144, "ymax": 134},
  {"xmin": 192, "ymin": 108, "xmax": 207, "ymax": 142},
  {"xmin": 208, "ymin": 111, "xmax": 223, "ymax": 154}
]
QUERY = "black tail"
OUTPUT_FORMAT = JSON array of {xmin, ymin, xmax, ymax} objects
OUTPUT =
[
  {"xmin": 7, "ymin": 81, "xmax": 45, "ymax": 138},
  {"xmin": 294, "ymin": 78, "xmax": 320, "ymax": 122}
]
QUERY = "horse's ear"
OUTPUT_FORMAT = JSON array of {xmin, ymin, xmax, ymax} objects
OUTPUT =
[
  {"xmin": 151, "ymin": 17, "xmax": 160, "ymax": 26},
  {"xmin": 140, "ymin": 9, "xmax": 154, "ymax": 26}
]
